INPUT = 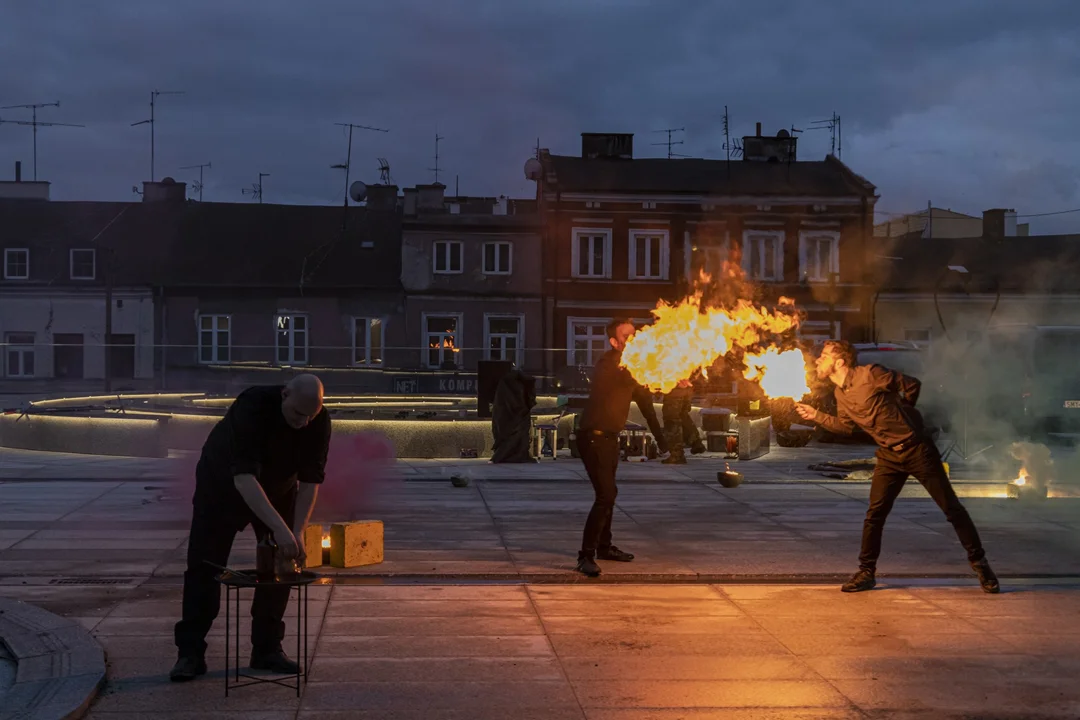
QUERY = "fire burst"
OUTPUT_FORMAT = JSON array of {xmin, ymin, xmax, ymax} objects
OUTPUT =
[{"xmin": 621, "ymin": 290, "xmax": 808, "ymax": 397}]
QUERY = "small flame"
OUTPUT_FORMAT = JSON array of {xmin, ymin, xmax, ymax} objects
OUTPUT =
[
  {"xmin": 1014, "ymin": 469, "xmax": 1028, "ymax": 486},
  {"xmin": 321, "ymin": 534, "xmax": 331, "ymax": 548}
]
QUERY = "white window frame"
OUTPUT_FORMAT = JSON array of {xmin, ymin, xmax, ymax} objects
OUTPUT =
[
  {"xmin": 352, "ymin": 316, "xmax": 385, "ymax": 367},
  {"xmin": 432, "ymin": 240, "xmax": 463, "ymax": 275},
  {"xmin": 4, "ymin": 332, "xmax": 35, "ymax": 378},
  {"xmin": 197, "ymin": 313, "xmax": 231, "ymax": 365},
  {"xmin": 797, "ymin": 320, "xmax": 841, "ymax": 344},
  {"xmin": 741, "ymin": 230, "xmax": 785, "ymax": 282},
  {"xmin": 275, "ymin": 312, "xmax": 309, "ymax": 366},
  {"xmin": 566, "ymin": 316, "xmax": 612, "ymax": 366},
  {"xmin": 798, "ymin": 230, "xmax": 840, "ymax": 283},
  {"xmin": 3, "ymin": 248, "xmax": 29, "ymax": 280},
  {"xmin": 484, "ymin": 313, "xmax": 524, "ymax": 366},
  {"xmin": 422, "ymin": 312, "xmax": 463, "ymax": 369},
  {"xmin": 482, "ymin": 241, "xmax": 512, "ymax": 275},
  {"xmin": 628, "ymin": 229, "xmax": 670, "ymax": 280},
  {"xmin": 69, "ymin": 248, "xmax": 96, "ymax": 280},
  {"xmin": 570, "ymin": 228, "xmax": 612, "ymax": 279}
]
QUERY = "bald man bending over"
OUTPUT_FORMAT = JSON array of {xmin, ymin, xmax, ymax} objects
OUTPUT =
[{"xmin": 171, "ymin": 375, "xmax": 331, "ymax": 681}]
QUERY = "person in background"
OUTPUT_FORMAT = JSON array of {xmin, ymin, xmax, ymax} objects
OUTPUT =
[
  {"xmin": 575, "ymin": 319, "xmax": 668, "ymax": 577},
  {"xmin": 171, "ymin": 374, "xmax": 331, "ymax": 681},
  {"xmin": 795, "ymin": 341, "xmax": 998, "ymax": 594},
  {"xmin": 662, "ymin": 377, "xmax": 706, "ymax": 464}
]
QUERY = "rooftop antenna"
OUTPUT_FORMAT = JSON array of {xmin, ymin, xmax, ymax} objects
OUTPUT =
[
  {"xmin": 721, "ymin": 105, "xmax": 742, "ymax": 178},
  {"xmin": 430, "ymin": 133, "xmax": 445, "ymax": 184},
  {"xmin": 131, "ymin": 90, "xmax": 185, "ymax": 182},
  {"xmin": 0, "ymin": 102, "xmax": 85, "ymax": 181},
  {"xmin": 651, "ymin": 127, "xmax": 686, "ymax": 159},
  {"xmin": 332, "ymin": 122, "xmax": 388, "ymax": 207},
  {"xmin": 242, "ymin": 172, "xmax": 269, "ymax": 203},
  {"xmin": 180, "ymin": 161, "xmax": 211, "ymax": 202},
  {"xmin": 809, "ymin": 112, "xmax": 842, "ymax": 159},
  {"xmin": 377, "ymin": 157, "xmax": 392, "ymax": 186}
]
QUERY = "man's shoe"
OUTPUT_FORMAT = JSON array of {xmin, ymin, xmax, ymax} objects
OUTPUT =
[
  {"xmin": 575, "ymin": 554, "xmax": 601, "ymax": 577},
  {"xmin": 661, "ymin": 454, "xmax": 687, "ymax": 464},
  {"xmin": 169, "ymin": 655, "xmax": 207, "ymax": 682},
  {"xmin": 597, "ymin": 545, "xmax": 634, "ymax": 562},
  {"xmin": 250, "ymin": 649, "xmax": 300, "ymax": 674},
  {"xmin": 690, "ymin": 443, "xmax": 707, "ymax": 455},
  {"xmin": 972, "ymin": 559, "xmax": 1000, "ymax": 594},
  {"xmin": 841, "ymin": 569, "xmax": 876, "ymax": 593}
]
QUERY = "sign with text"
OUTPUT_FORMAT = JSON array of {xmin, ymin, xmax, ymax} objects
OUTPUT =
[{"xmin": 389, "ymin": 374, "xmax": 478, "ymax": 395}]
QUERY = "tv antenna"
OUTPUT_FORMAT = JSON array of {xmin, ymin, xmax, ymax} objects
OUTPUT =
[
  {"xmin": 331, "ymin": 122, "xmax": 388, "ymax": 207},
  {"xmin": 809, "ymin": 112, "xmax": 842, "ymax": 159},
  {"xmin": 722, "ymin": 106, "xmax": 742, "ymax": 161},
  {"xmin": 377, "ymin": 158, "xmax": 392, "ymax": 185},
  {"xmin": 0, "ymin": 102, "xmax": 85, "ymax": 181},
  {"xmin": 430, "ymin": 133, "xmax": 445, "ymax": 184},
  {"xmin": 242, "ymin": 172, "xmax": 269, "ymax": 203},
  {"xmin": 180, "ymin": 161, "xmax": 211, "ymax": 202},
  {"xmin": 131, "ymin": 90, "xmax": 185, "ymax": 182},
  {"xmin": 651, "ymin": 127, "xmax": 687, "ymax": 159}
]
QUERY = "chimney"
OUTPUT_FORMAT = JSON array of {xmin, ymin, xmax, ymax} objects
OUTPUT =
[
  {"xmin": 756, "ymin": 122, "xmax": 762, "ymax": 137},
  {"xmin": 142, "ymin": 177, "xmax": 187, "ymax": 203},
  {"xmin": 365, "ymin": 184, "xmax": 399, "ymax": 211},
  {"xmin": 14, "ymin": 161, "xmax": 21, "ymax": 182},
  {"xmin": 416, "ymin": 183, "xmax": 445, "ymax": 212},
  {"xmin": 982, "ymin": 208, "xmax": 1011, "ymax": 239},
  {"xmin": 580, "ymin": 133, "xmax": 634, "ymax": 160}
]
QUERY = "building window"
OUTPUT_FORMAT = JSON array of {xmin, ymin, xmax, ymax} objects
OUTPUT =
[
  {"xmin": 198, "ymin": 314, "xmax": 230, "ymax": 364},
  {"xmin": 797, "ymin": 320, "xmax": 840, "ymax": 344},
  {"xmin": 742, "ymin": 230, "xmax": 784, "ymax": 282},
  {"xmin": 904, "ymin": 328, "xmax": 932, "ymax": 344},
  {"xmin": 571, "ymin": 228, "xmax": 612, "ymax": 278},
  {"xmin": 628, "ymin": 230, "xmax": 669, "ymax": 280},
  {"xmin": 353, "ymin": 317, "xmax": 384, "ymax": 366},
  {"xmin": 4, "ymin": 248, "xmax": 29, "ymax": 280},
  {"xmin": 275, "ymin": 313, "xmax": 308, "ymax": 365},
  {"xmin": 485, "ymin": 315, "xmax": 523, "ymax": 365},
  {"xmin": 799, "ymin": 231, "xmax": 840, "ymax": 282},
  {"xmin": 424, "ymin": 314, "xmax": 461, "ymax": 369},
  {"xmin": 433, "ymin": 241, "xmax": 463, "ymax": 274},
  {"xmin": 482, "ymin": 242, "xmax": 512, "ymax": 275},
  {"xmin": 4, "ymin": 333, "xmax": 35, "ymax": 377},
  {"xmin": 567, "ymin": 317, "xmax": 611, "ymax": 366},
  {"xmin": 70, "ymin": 249, "xmax": 96, "ymax": 280}
]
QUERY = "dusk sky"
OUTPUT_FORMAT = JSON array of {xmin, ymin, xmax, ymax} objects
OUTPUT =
[{"xmin": 2, "ymin": 1, "xmax": 1078, "ymax": 233}]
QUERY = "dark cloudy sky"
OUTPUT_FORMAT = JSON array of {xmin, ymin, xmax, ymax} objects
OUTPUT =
[{"xmin": 2, "ymin": 1, "xmax": 1078, "ymax": 233}]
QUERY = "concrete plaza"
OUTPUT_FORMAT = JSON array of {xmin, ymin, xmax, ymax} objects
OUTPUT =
[{"xmin": 1, "ymin": 446, "xmax": 1080, "ymax": 717}]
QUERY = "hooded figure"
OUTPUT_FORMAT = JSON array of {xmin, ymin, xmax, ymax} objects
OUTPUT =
[{"xmin": 490, "ymin": 367, "xmax": 537, "ymax": 463}]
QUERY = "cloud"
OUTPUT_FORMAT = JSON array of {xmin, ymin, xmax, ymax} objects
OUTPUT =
[{"xmin": 1, "ymin": 0, "xmax": 1077, "ymax": 232}]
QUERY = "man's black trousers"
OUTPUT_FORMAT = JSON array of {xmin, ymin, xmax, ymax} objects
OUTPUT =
[
  {"xmin": 860, "ymin": 439, "xmax": 986, "ymax": 572},
  {"xmin": 174, "ymin": 484, "xmax": 297, "ymax": 658},
  {"xmin": 578, "ymin": 433, "xmax": 620, "ymax": 556}
]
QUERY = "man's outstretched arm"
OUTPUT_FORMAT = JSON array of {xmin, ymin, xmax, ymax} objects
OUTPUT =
[{"xmin": 795, "ymin": 402, "xmax": 858, "ymax": 436}]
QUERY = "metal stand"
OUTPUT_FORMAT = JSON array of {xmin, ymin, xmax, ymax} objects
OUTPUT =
[
  {"xmin": 940, "ymin": 390, "xmax": 995, "ymax": 463},
  {"xmin": 218, "ymin": 569, "xmax": 317, "ymax": 698}
]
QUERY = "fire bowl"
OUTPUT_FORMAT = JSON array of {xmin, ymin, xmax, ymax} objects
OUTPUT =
[
  {"xmin": 717, "ymin": 470, "xmax": 743, "ymax": 488},
  {"xmin": 1007, "ymin": 483, "xmax": 1048, "ymax": 501}
]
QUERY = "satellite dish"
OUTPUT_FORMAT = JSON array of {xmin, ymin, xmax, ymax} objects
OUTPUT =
[
  {"xmin": 776, "ymin": 129, "xmax": 790, "ymax": 138},
  {"xmin": 161, "ymin": 176, "xmax": 177, "ymax": 184},
  {"xmin": 524, "ymin": 158, "xmax": 542, "ymax": 181},
  {"xmin": 349, "ymin": 181, "xmax": 368, "ymax": 202}
]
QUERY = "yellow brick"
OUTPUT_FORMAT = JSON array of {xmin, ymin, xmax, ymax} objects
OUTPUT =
[
  {"xmin": 329, "ymin": 520, "xmax": 384, "ymax": 568},
  {"xmin": 302, "ymin": 524, "xmax": 324, "ymax": 569}
]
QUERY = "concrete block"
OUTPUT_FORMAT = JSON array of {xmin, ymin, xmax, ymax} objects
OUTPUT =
[
  {"xmin": 329, "ymin": 520, "xmax": 384, "ymax": 568},
  {"xmin": 303, "ymin": 524, "xmax": 324, "ymax": 569}
]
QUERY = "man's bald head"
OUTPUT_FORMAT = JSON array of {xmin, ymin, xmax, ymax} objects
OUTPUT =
[{"xmin": 281, "ymin": 373, "xmax": 324, "ymax": 428}]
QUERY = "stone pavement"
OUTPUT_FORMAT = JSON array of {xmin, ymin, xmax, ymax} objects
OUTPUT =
[{"xmin": 2, "ymin": 579, "xmax": 1080, "ymax": 718}]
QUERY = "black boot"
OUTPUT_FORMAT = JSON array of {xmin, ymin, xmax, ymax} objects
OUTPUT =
[
  {"xmin": 690, "ymin": 442, "xmax": 706, "ymax": 455},
  {"xmin": 661, "ymin": 451, "xmax": 687, "ymax": 464},
  {"xmin": 972, "ymin": 559, "xmax": 1000, "ymax": 594},
  {"xmin": 169, "ymin": 654, "xmax": 208, "ymax": 682},
  {"xmin": 250, "ymin": 648, "xmax": 300, "ymax": 674},
  {"xmin": 575, "ymin": 553, "xmax": 601, "ymax": 577},
  {"xmin": 597, "ymin": 545, "xmax": 634, "ymax": 562},
  {"xmin": 841, "ymin": 569, "xmax": 876, "ymax": 593}
]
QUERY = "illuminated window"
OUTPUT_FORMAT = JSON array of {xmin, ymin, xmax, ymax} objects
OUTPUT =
[{"xmin": 424, "ymin": 314, "xmax": 461, "ymax": 369}]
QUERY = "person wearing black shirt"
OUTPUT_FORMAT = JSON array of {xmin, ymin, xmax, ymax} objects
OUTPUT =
[
  {"xmin": 795, "ymin": 341, "xmax": 998, "ymax": 594},
  {"xmin": 170, "ymin": 374, "xmax": 331, "ymax": 682},
  {"xmin": 575, "ymin": 319, "xmax": 667, "ymax": 577}
]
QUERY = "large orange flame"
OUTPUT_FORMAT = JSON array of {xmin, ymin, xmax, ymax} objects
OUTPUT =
[
  {"xmin": 621, "ymin": 289, "xmax": 804, "ymax": 396},
  {"xmin": 745, "ymin": 348, "xmax": 811, "ymax": 400}
]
